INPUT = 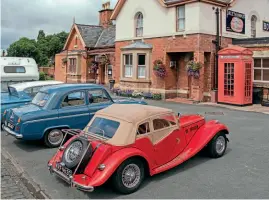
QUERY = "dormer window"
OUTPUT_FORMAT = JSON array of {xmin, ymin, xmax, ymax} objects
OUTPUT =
[
  {"xmin": 177, "ymin": 5, "xmax": 185, "ymax": 31},
  {"xmin": 135, "ymin": 12, "xmax": 143, "ymax": 37},
  {"xmin": 251, "ymin": 15, "xmax": 257, "ymax": 38}
]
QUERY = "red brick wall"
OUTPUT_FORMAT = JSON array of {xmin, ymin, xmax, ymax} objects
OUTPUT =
[
  {"xmin": 66, "ymin": 28, "xmax": 84, "ymax": 51},
  {"xmin": 39, "ymin": 67, "xmax": 55, "ymax": 76},
  {"xmin": 115, "ymin": 34, "xmax": 233, "ymax": 101},
  {"xmin": 54, "ymin": 53, "xmax": 68, "ymax": 82},
  {"xmin": 246, "ymin": 46, "xmax": 269, "ymax": 51},
  {"xmin": 99, "ymin": 9, "xmax": 113, "ymax": 28}
]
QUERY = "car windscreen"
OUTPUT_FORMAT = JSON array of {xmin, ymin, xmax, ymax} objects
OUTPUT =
[
  {"xmin": 8, "ymin": 87, "xmax": 19, "ymax": 97},
  {"xmin": 87, "ymin": 117, "xmax": 120, "ymax": 139},
  {"xmin": 31, "ymin": 92, "xmax": 51, "ymax": 107}
]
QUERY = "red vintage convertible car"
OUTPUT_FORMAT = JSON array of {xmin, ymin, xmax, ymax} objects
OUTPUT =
[{"xmin": 48, "ymin": 104, "xmax": 229, "ymax": 194}]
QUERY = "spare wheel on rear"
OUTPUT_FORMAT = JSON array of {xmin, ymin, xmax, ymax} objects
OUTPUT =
[{"xmin": 62, "ymin": 138, "xmax": 92, "ymax": 169}]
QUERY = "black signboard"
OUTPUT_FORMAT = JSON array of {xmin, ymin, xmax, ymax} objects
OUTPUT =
[
  {"xmin": 226, "ymin": 10, "xmax": 245, "ymax": 34},
  {"xmin": 263, "ymin": 21, "xmax": 269, "ymax": 32}
]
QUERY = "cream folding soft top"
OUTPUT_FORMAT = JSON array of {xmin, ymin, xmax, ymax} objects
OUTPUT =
[{"xmin": 91, "ymin": 104, "xmax": 174, "ymax": 146}]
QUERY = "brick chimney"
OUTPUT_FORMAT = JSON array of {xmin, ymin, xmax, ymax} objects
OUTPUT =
[{"xmin": 99, "ymin": 1, "xmax": 113, "ymax": 28}]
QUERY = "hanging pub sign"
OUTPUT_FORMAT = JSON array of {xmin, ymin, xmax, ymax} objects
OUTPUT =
[
  {"xmin": 263, "ymin": 21, "xmax": 269, "ymax": 32},
  {"xmin": 226, "ymin": 10, "xmax": 245, "ymax": 34}
]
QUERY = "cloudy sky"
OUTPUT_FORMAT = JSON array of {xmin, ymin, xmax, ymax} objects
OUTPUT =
[{"xmin": 1, "ymin": 0, "xmax": 118, "ymax": 49}]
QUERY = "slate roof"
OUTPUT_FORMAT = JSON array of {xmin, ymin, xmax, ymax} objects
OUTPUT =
[
  {"xmin": 76, "ymin": 24, "xmax": 115, "ymax": 48},
  {"xmin": 121, "ymin": 41, "xmax": 153, "ymax": 50}
]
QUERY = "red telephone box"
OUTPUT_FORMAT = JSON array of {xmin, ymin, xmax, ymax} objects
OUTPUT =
[{"xmin": 218, "ymin": 45, "xmax": 253, "ymax": 106}]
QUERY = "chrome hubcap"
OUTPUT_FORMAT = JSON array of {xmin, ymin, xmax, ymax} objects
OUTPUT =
[
  {"xmin": 65, "ymin": 141, "xmax": 83, "ymax": 163},
  {"xmin": 216, "ymin": 136, "xmax": 226, "ymax": 154},
  {"xmin": 122, "ymin": 164, "xmax": 141, "ymax": 188},
  {"xmin": 48, "ymin": 130, "xmax": 63, "ymax": 145}
]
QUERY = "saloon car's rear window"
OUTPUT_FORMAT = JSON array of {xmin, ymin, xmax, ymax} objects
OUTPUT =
[
  {"xmin": 32, "ymin": 92, "xmax": 51, "ymax": 107},
  {"xmin": 87, "ymin": 117, "xmax": 120, "ymax": 139}
]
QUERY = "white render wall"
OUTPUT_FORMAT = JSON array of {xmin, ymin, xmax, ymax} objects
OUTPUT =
[
  {"xmin": 199, "ymin": 0, "xmax": 269, "ymax": 38},
  {"xmin": 115, "ymin": 0, "xmax": 269, "ymax": 41}
]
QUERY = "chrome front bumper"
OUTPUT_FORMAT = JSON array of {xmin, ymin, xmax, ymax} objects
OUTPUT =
[
  {"xmin": 48, "ymin": 164, "xmax": 94, "ymax": 192},
  {"xmin": 3, "ymin": 125, "xmax": 23, "ymax": 139}
]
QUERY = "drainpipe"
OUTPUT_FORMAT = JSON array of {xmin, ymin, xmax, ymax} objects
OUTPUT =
[
  {"xmin": 66, "ymin": 50, "xmax": 68, "ymax": 83},
  {"xmin": 214, "ymin": 7, "xmax": 220, "ymax": 90}
]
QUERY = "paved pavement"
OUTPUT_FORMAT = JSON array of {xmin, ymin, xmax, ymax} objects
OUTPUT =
[
  {"xmin": 1, "ymin": 101, "xmax": 269, "ymax": 199},
  {"xmin": 1, "ymin": 153, "xmax": 34, "ymax": 199}
]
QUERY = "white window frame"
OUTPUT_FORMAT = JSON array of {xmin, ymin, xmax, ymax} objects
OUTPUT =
[
  {"xmin": 136, "ymin": 12, "xmax": 143, "ymax": 37},
  {"xmin": 177, "ymin": 5, "xmax": 185, "ymax": 31},
  {"xmin": 254, "ymin": 58, "xmax": 269, "ymax": 83},
  {"xmin": 124, "ymin": 54, "xmax": 133, "ymax": 78},
  {"xmin": 251, "ymin": 15, "xmax": 257, "ymax": 38},
  {"xmin": 137, "ymin": 54, "xmax": 146, "ymax": 78}
]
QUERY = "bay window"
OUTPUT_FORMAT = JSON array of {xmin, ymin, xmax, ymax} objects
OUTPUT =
[
  {"xmin": 138, "ymin": 54, "xmax": 146, "ymax": 78},
  {"xmin": 254, "ymin": 58, "xmax": 269, "ymax": 82},
  {"xmin": 124, "ymin": 54, "xmax": 133, "ymax": 78}
]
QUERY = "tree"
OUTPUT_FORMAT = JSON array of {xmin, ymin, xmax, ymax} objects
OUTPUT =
[
  {"xmin": 7, "ymin": 37, "xmax": 40, "ymax": 61},
  {"xmin": 37, "ymin": 30, "xmax": 46, "ymax": 41},
  {"xmin": 7, "ymin": 30, "xmax": 69, "ymax": 66}
]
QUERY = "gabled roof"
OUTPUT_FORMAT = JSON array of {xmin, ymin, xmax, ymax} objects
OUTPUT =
[
  {"xmin": 111, "ymin": 0, "xmax": 234, "ymax": 20},
  {"xmin": 63, "ymin": 24, "xmax": 115, "ymax": 50},
  {"xmin": 76, "ymin": 24, "xmax": 104, "ymax": 47}
]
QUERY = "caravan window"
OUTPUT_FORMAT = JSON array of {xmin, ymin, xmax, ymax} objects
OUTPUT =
[{"xmin": 4, "ymin": 66, "xmax": 26, "ymax": 73}]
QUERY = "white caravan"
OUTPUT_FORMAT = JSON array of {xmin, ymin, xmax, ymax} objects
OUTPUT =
[{"xmin": 0, "ymin": 57, "xmax": 39, "ymax": 92}]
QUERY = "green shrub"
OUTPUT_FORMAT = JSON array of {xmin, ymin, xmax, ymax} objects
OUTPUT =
[
  {"xmin": 39, "ymin": 72, "xmax": 46, "ymax": 80},
  {"xmin": 153, "ymin": 93, "xmax": 162, "ymax": 100}
]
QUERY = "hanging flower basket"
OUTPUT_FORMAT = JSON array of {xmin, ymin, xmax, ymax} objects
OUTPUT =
[
  {"xmin": 62, "ymin": 57, "xmax": 67, "ymax": 65},
  {"xmin": 91, "ymin": 61, "xmax": 99, "ymax": 72},
  {"xmin": 186, "ymin": 60, "xmax": 202, "ymax": 79},
  {"xmin": 153, "ymin": 59, "xmax": 167, "ymax": 79},
  {"xmin": 99, "ymin": 55, "xmax": 110, "ymax": 65}
]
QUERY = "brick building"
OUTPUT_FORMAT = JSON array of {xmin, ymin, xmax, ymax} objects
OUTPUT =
[
  {"xmin": 54, "ymin": 2, "xmax": 116, "ymax": 84},
  {"xmin": 110, "ymin": 0, "xmax": 269, "ymax": 102}
]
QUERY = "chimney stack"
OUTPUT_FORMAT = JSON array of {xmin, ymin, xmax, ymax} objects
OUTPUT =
[{"xmin": 99, "ymin": 1, "xmax": 113, "ymax": 28}]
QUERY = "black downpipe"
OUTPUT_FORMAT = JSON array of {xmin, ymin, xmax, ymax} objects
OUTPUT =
[{"xmin": 214, "ymin": 8, "xmax": 220, "ymax": 90}]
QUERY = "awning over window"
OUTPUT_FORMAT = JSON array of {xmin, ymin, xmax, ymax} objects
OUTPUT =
[{"xmin": 121, "ymin": 41, "xmax": 153, "ymax": 50}]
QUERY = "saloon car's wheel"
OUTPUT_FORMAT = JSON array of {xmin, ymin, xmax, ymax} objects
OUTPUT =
[
  {"xmin": 112, "ymin": 158, "xmax": 145, "ymax": 194},
  {"xmin": 44, "ymin": 129, "xmax": 64, "ymax": 148},
  {"xmin": 207, "ymin": 132, "xmax": 227, "ymax": 158},
  {"xmin": 62, "ymin": 138, "xmax": 92, "ymax": 169}
]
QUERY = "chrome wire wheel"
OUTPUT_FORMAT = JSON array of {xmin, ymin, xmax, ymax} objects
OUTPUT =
[
  {"xmin": 64, "ymin": 141, "xmax": 83, "ymax": 164},
  {"xmin": 216, "ymin": 135, "xmax": 226, "ymax": 154},
  {"xmin": 121, "ymin": 164, "xmax": 141, "ymax": 189},
  {"xmin": 47, "ymin": 129, "xmax": 63, "ymax": 146}
]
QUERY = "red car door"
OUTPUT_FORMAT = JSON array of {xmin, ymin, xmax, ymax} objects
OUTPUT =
[{"xmin": 151, "ymin": 116, "xmax": 185, "ymax": 167}]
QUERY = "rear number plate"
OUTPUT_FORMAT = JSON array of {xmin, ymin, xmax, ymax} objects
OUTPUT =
[
  {"xmin": 7, "ymin": 123, "xmax": 14, "ymax": 130},
  {"xmin": 56, "ymin": 162, "xmax": 72, "ymax": 177}
]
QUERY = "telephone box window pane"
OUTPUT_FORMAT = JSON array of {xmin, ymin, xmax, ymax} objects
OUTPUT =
[
  {"xmin": 224, "ymin": 63, "xmax": 235, "ymax": 97},
  {"xmin": 263, "ymin": 70, "xmax": 269, "ymax": 81},
  {"xmin": 245, "ymin": 63, "xmax": 252, "ymax": 97},
  {"xmin": 254, "ymin": 69, "xmax": 262, "ymax": 81}
]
